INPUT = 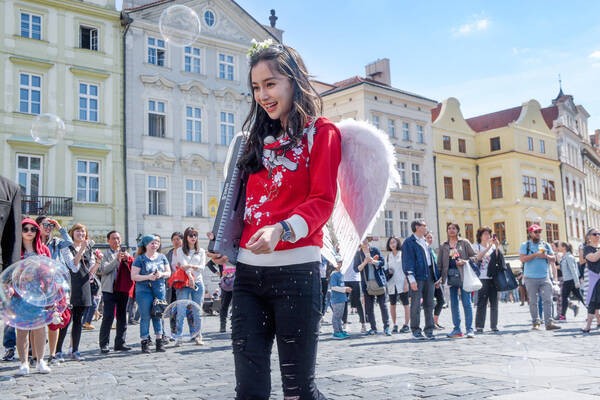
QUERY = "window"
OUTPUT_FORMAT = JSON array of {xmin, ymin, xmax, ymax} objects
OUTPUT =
[
  {"xmin": 527, "ymin": 137, "xmax": 534, "ymax": 151},
  {"xmin": 16, "ymin": 154, "xmax": 42, "ymax": 197},
  {"xmin": 148, "ymin": 100, "xmax": 166, "ymax": 137},
  {"xmin": 491, "ymin": 177, "xmax": 503, "ymax": 199},
  {"xmin": 490, "ymin": 137, "xmax": 501, "ymax": 151},
  {"xmin": 525, "ymin": 220, "xmax": 535, "ymax": 232},
  {"xmin": 580, "ymin": 183, "xmax": 584, "ymax": 201},
  {"xmin": 414, "ymin": 212, "xmax": 422, "ymax": 220},
  {"xmin": 147, "ymin": 37, "xmax": 166, "ymax": 66},
  {"xmin": 218, "ymin": 53, "xmax": 234, "ymax": 80},
  {"xmin": 569, "ymin": 216, "xmax": 573, "ymax": 237},
  {"xmin": 443, "ymin": 135, "xmax": 451, "ymax": 150},
  {"xmin": 522, "ymin": 176, "xmax": 537, "ymax": 199},
  {"xmin": 462, "ymin": 179, "xmax": 471, "ymax": 201},
  {"xmin": 220, "ymin": 112, "xmax": 234, "ymax": 145},
  {"xmin": 397, "ymin": 162, "xmax": 407, "ymax": 185},
  {"xmin": 458, "ymin": 138, "xmax": 466, "ymax": 153},
  {"xmin": 542, "ymin": 179, "xmax": 556, "ymax": 201},
  {"xmin": 372, "ymin": 115, "xmax": 380, "ymax": 129},
  {"xmin": 443, "ymin": 177, "xmax": 453, "ymax": 199},
  {"xmin": 79, "ymin": 83, "xmax": 99, "ymax": 122},
  {"xmin": 545, "ymin": 223, "xmax": 559, "ymax": 243},
  {"xmin": 493, "ymin": 222, "xmax": 506, "ymax": 243},
  {"xmin": 20, "ymin": 12, "xmax": 41, "ymax": 40},
  {"xmin": 416, "ymin": 125, "xmax": 424, "ymax": 144},
  {"xmin": 185, "ymin": 106, "xmax": 202, "ymax": 142},
  {"xmin": 402, "ymin": 122, "xmax": 410, "ymax": 141},
  {"xmin": 573, "ymin": 180, "xmax": 577, "ymax": 200},
  {"xmin": 76, "ymin": 160, "xmax": 99, "ymax": 203},
  {"xmin": 388, "ymin": 119, "xmax": 395, "ymax": 137},
  {"xmin": 399, "ymin": 211, "xmax": 408, "ymax": 238},
  {"xmin": 411, "ymin": 164, "xmax": 420, "ymax": 186},
  {"xmin": 465, "ymin": 223, "xmax": 474, "ymax": 243},
  {"xmin": 565, "ymin": 177, "xmax": 570, "ymax": 196},
  {"xmin": 185, "ymin": 178, "xmax": 203, "ymax": 217},
  {"xmin": 539, "ymin": 139, "xmax": 546, "ymax": 154},
  {"xmin": 148, "ymin": 175, "xmax": 167, "ymax": 215},
  {"xmin": 384, "ymin": 210, "xmax": 394, "ymax": 237},
  {"xmin": 79, "ymin": 26, "xmax": 98, "ymax": 50},
  {"xmin": 575, "ymin": 218, "xmax": 580, "ymax": 239},
  {"xmin": 204, "ymin": 10, "xmax": 215, "ymax": 26},
  {"xmin": 184, "ymin": 46, "xmax": 201, "ymax": 73},
  {"xmin": 19, "ymin": 73, "xmax": 41, "ymax": 114}
]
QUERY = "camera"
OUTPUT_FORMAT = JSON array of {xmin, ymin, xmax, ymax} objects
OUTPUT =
[{"xmin": 120, "ymin": 245, "xmax": 127, "ymax": 253}]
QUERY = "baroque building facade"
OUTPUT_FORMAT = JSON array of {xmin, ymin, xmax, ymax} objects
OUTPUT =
[
  {"xmin": 320, "ymin": 59, "xmax": 439, "ymax": 243},
  {"xmin": 0, "ymin": 0, "xmax": 124, "ymax": 242},
  {"xmin": 122, "ymin": 0, "xmax": 275, "ymax": 245}
]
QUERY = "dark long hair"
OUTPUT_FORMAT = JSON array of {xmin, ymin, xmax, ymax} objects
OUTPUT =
[
  {"xmin": 182, "ymin": 227, "xmax": 199, "ymax": 256},
  {"xmin": 239, "ymin": 42, "xmax": 322, "ymax": 174}
]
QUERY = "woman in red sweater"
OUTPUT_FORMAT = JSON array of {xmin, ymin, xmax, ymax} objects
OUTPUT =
[{"xmin": 209, "ymin": 40, "xmax": 341, "ymax": 399}]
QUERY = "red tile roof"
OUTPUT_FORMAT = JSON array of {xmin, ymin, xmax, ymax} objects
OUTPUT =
[
  {"xmin": 430, "ymin": 103, "xmax": 442, "ymax": 122},
  {"xmin": 331, "ymin": 75, "xmax": 384, "ymax": 88},
  {"xmin": 465, "ymin": 104, "xmax": 557, "ymax": 132}
]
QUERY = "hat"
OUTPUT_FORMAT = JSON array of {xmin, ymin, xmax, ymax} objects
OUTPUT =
[
  {"xmin": 527, "ymin": 224, "xmax": 542, "ymax": 233},
  {"xmin": 138, "ymin": 234, "xmax": 157, "ymax": 247}
]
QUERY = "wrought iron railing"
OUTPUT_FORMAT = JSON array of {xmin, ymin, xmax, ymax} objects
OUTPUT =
[{"xmin": 21, "ymin": 195, "xmax": 73, "ymax": 217}]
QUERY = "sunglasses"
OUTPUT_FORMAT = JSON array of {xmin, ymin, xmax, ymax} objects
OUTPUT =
[
  {"xmin": 532, "ymin": 230, "xmax": 542, "ymax": 234},
  {"xmin": 188, "ymin": 233, "xmax": 198, "ymax": 238},
  {"xmin": 591, "ymin": 233, "xmax": 600, "ymax": 237},
  {"xmin": 23, "ymin": 226, "xmax": 38, "ymax": 233},
  {"xmin": 41, "ymin": 222, "xmax": 55, "ymax": 229}
]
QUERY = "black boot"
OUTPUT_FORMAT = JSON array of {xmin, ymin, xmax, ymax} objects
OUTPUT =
[
  {"xmin": 141, "ymin": 339, "xmax": 150, "ymax": 354},
  {"xmin": 155, "ymin": 338, "xmax": 166, "ymax": 353},
  {"xmin": 220, "ymin": 320, "xmax": 226, "ymax": 333}
]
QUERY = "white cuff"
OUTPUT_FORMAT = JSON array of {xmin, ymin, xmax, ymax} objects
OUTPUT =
[
  {"xmin": 286, "ymin": 214, "xmax": 308, "ymax": 243},
  {"xmin": 407, "ymin": 275, "xmax": 416, "ymax": 284}
]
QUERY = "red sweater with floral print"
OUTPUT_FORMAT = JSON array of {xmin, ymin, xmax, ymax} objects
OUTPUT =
[{"xmin": 238, "ymin": 117, "xmax": 342, "ymax": 267}]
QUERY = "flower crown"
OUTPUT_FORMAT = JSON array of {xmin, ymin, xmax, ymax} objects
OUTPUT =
[{"xmin": 247, "ymin": 38, "xmax": 275, "ymax": 58}]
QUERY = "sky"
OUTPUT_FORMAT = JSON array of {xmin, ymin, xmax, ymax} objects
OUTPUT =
[{"xmin": 118, "ymin": 0, "xmax": 600, "ymax": 132}]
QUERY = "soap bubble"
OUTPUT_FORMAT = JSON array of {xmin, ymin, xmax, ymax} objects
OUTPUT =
[
  {"xmin": 84, "ymin": 372, "xmax": 118, "ymax": 399},
  {"xmin": 0, "ymin": 375, "xmax": 17, "ymax": 390},
  {"xmin": 30, "ymin": 113, "xmax": 66, "ymax": 144},
  {"xmin": 163, "ymin": 299, "xmax": 203, "ymax": 341},
  {"xmin": 505, "ymin": 356, "xmax": 535, "ymax": 390},
  {"xmin": 0, "ymin": 257, "xmax": 70, "ymax": 330},
  {"xmin": 158, "ymin": 5, "xmax": 201, "ymax": 47}
]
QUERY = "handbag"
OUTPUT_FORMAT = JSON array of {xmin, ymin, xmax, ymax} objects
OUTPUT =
[
  {"xmin": 151, "ymin": 298, "xmax": 168, "ymax": 317},
  {"xmin": 447, "ymin": 267, "xmax": 462, "ymax": 288},
  {"xmin": 385, "ymin": 254, "xmax": 395, "ymax": 281},
  {"xmin": 167, "ymin": 267, "xmax": 190, "ymax": 290},
  {"xmin": 462, "ymin": 262, "xmax": 483, "ymax": 292},
  {"xmin": 494, "ymin": 265, "xmax": 518, "ymax": 291},
  {"xmin": 90, "ymin": 276, "xmax": 100, "ymax": 296},
  {"xmin": 366, "ymin": 279, "xmax": 385, "ymax": 296},
  {"xmin": 219, "ymin": 271, "xmax": 235, "ymax": 292}
]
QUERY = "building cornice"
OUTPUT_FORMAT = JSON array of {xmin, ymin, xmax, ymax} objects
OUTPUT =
[
  {"xmin": 69, "ymin": 66, "xmax": 111, "ymax": 80},
  {"xmin": 178, "ymin": 80, "xmax": 210, "ymax": 96},
  {"xmin": 139, "ymin": 74, "xmax": 176, "ymax": 90},
  {"xmin": 9, "ymin": 56, "xmax": 53, "ymax": 70}
]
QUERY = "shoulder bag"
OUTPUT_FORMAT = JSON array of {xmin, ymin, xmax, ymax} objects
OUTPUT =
[{"xmin": 462, "ymin": 261, "xmax": 483, "ymax": 292}]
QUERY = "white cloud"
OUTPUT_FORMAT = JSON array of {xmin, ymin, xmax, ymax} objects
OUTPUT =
[
  {"xmin": 453, "ymin": 17, "xmax": 490, "ymax": 37},
  {"xmin": 589, "ymin": 50, "xmax": 600, "ymax": 59}
]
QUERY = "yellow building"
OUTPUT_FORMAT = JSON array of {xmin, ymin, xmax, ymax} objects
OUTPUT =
[
  {"xmin": 0, "ymin": 0, "xmax": 124, "ymax": 242},
  {"xmin": 432, "ymin": 98, "xmax": 566, "ymax": 255}
]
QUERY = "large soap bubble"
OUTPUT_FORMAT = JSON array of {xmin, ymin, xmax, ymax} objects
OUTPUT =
[
  {"xmin": 0, "ymin": 256, "xmax": 70, "ymax": 330},
  {"xmin": 163, "ymin": 299, "xmax": 203, "ymax": 341},
  {"xmin": 30, "ymin": 113, "xmax": 66, "ymax": 145},
  {"xmin": 158, "ymin": 5, "xmax": 201, "ymax": 47},
  {"xmin": 84, "ymin": 372, "xmax": 118, "ymax": 399}
]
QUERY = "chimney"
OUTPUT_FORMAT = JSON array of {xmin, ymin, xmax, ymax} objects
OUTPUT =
[
  {"xmin": 365, "ymin": 59, "xmax": 391, "ymax": 86},
  {"xmin": 595, "ymin": 129, "xmax": 600, "ymax": 147}
]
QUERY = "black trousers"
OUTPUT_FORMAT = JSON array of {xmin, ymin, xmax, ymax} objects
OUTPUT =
[
  {"xmin": 320, "ymin": 277, "xmax": 329, "ymax": 315},
  {"xmin": 342, "ymin": 281, "xmax": 365, "ymax": 324},
  {"xmin": 57, "ymin": 305, "xmax": 86, "ymax": 353},
  {"xmin": 364, "ymin": 293, "xmax": 389, "ymax": 331},
  {"xmin": 231, "ymin": 262, "xmax": 326, "ymax": 400},
  {"xmin": 561, "ymin": 279, "xmax": 585, "ymax": 316},
  {"xmin": 475, "ymin": 279, "xmax": 498, "ymax": 330},
  {"xmin": 434, "ymin": 286, "xmax": 445, "ymax": 316},
  {"xmin": 220, "ymin": 290, "xmax": 233, "ymax": 328},
  {"xmin": 409, "ymin": 278, "xmax": 435, "ymax": 335},
  {"xmin": 99, "ymin": 291, "xmax": 129, "ymax": 348}
]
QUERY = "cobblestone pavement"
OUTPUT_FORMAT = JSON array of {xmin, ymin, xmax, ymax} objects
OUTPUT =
[{"xmin": 1, "ymin": 300, "xmax": 598, "ymax": 399}]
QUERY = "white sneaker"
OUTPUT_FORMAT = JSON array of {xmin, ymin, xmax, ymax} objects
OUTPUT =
[
  {"xmin": 360, "ymin": 324, "xmax": 367, "ymax": 334},
  {"xmin": 36, "ymin": 360, "xmax": 51, "ymax": 374},
  {"xmin": 194, "ymin": 335, "xmax": 204, "ymax": 345},
  {"xmin": 18, "ymin": 363, "xmax": 30, "ymax": 375},
  {"xmin": 174, "ymin": 339, "xmax": 181, "ymax": 347}
]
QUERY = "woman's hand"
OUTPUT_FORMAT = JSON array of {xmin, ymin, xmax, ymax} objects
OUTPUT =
[
  {"xmin": 246, "ymin": 224, "xmax": 283, "ymax": 254},
  {"xmin": 206, "ymin": 232, "xmax": 229, "ymax": 264}
]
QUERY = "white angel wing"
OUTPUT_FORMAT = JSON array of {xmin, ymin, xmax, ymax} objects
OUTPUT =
[{"xmin": 326, "ymin": 119, "xmax": 401, "ymax": 273}]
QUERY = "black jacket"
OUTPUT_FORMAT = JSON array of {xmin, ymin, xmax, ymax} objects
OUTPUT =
[{"xmin": 0, "ymin": 176, "xmax": 21, "ymax": 270}]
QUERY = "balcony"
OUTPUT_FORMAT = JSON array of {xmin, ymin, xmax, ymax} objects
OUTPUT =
[{"xmin": 21, "ymin": 195, "xmax": 73, "ymax": 217}]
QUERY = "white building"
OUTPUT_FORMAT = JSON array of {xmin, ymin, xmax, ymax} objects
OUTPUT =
[
  {"xmin": 584, "ymin": 130, "xmax": 600, "ymax": 232},
  {"xmin": 122, "ymin": 0, "xmax": 276, "ymax": 245},
  {"xmin": 320, "ymin": 59, "xmax": 439, "ymax": 243}
]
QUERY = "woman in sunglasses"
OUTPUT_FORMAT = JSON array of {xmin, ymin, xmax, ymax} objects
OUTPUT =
[
  {"xmin": 582, "ymin": 228, "xmax": 600, "ymax": 333},
  {"xmin": 15, "ymin": 218, "xmax": 52, "ymax": 375},
  {"xmin": 35, "ymin": 216, "xmax": 73, "ymax": 262},
  {"xmin": 171, "ymin": 226, "xmax": 206, "ymax": 345}
]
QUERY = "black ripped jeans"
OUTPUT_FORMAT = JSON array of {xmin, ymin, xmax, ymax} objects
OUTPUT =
[{"xmin": 232, "ymin": 262, "xmax": 326, "ymax": 400}]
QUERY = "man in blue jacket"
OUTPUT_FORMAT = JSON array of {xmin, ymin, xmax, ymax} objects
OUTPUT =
[{"xmin": 402, "ymin": 219, "xmax": 440, "ymax": 340}]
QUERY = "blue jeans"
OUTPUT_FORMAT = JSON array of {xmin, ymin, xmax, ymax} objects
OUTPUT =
[
  {"xmin": 3, "ymin": 325, "xmax": 15, "ymax": 349},
  {"xmin": 82, "ymin": 295, "xmax": 99, "ymax": 324},
  {"xmin": 175, "ymin": 282, "xmax": 204, "ymax": 337},
  {"xmin": 135, "ymin": 281, "xmax": 166, "ymax": 339},
  {"xmin": 232, "ymin": 262, "xmax": 326, "ymax": 400},
  {"xmin": 450, "ymin": 286, "xmax": 473, "ymax": 333}
]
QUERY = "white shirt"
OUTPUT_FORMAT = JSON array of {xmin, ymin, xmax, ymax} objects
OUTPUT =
[
  {"xmin": 472, "ymin": 243, "xmax": 495, "ymax": 280},
  {"xmin": 172, "ymin": 247, "xmax": 206, "ymax": 283},
  {"xmin": 415, "ymin": 234, "xmax": 432, "ymax": 266},
  {"xmin": 386, "ymin": 251, "xmax": 407, "ymax": 293}
]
